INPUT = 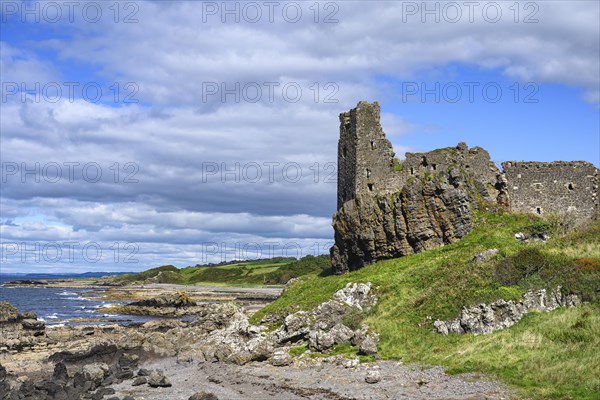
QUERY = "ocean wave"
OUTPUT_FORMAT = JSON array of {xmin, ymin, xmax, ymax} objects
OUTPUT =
[
  {"xmin": 66, "ymin": 296, "xmax": 92, "ymax": 301},
  {"xmin": 59, "ymin": 291, "xmax": 77, "ymax": 296}
]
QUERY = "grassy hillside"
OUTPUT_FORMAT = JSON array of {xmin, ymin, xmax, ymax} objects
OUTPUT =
[
  {"xmin": 254, "ymin": 213, "xmax": 600, "ymax": 400},
  {"xmin": 113, "ymin": 255, "xmax": 331, "ymax": 286}
]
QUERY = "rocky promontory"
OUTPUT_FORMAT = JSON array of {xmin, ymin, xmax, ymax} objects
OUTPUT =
[{"xmin": 331, "ymin": 102, "xmax": 504, "ymax": 274}]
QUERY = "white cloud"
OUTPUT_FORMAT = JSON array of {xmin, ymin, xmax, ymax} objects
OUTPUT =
[
  {"xmin": 23, "ymin": 1, "xmax": 595, "ymax": 105},
  {"xmin": 1, "ymin": 0, "xmax": 598, "ymax": 272},
  {"xmin": 0, "ymin": 42, "xmax": 59, "ymax": 85}
]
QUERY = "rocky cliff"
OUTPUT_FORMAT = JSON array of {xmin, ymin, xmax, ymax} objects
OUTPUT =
[
  {"xmin": 331, "ymin": 102, "xmax": 502, "ymax": 274},
  {"xmin": 331, "ymin": 161, "xmax": 491, "ymax": 273}
]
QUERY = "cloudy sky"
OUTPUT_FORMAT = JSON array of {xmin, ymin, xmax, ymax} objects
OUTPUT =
[{"xmin": 1, "ymin": 1, "xmax": 599, "ymax": 273}]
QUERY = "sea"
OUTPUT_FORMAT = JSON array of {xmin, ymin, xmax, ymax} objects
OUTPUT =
[{"xmin": 0, "ymin": 274, "xmax": 175, "ymax": 327}]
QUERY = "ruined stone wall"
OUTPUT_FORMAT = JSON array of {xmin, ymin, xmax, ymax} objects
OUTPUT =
[
  {"xmin": 336, "ymin": 102, "xmax": 502, "ymax": 212},
  {"xmin": 402, "ymin": 143, "xmax": 501, "ymax": 205},
  {"xmin": 337, "ymin": 101, "xmax": 397, "ymax": 208},
  {"xmin": 502, "ymin": 161, "xmax": 599, "ymax": 221},
  {"xmin": 337, "ymin": 110, "xmax": 357, "ymax": 209}
]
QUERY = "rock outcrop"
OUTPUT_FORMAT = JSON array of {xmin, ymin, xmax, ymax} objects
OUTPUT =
[
  {"xmin": 433, "ymin": 287, "xmax": 581, "ymax": 335},
  {"xmin": 331, "ymin": 175, "xmax": 477, "ymax": 273},
  {"xmin": 1, "ymin": 353, "xmax": 141, "ymax": 399},
  {"xmin": 0, "ymin": 285, "xmax": 380, "ymax": 399},
  {"xmin": 97, "ymin": 283, "xmax": 381, "ymax": 367},
  {"xmin": 331, "ymin": 101, "xmax": 503, "ymax": 274},
  {"xmin": 195, "ymin": 282, "xmax": 380, "ymax": 364},
  {"xmin": 272, "ymin": 282, "xmax": 379, "ymax": 354},
  {"xmin": 129, "ymin": 293, "xmax": 196, "ymax": 308},
  {"xmin": 0, "ymin": 302, "xmax": 20, "ymax": 323},
  {"xmin": 0, "ymin": 303, "xmax": 46, "ymax": 345}
]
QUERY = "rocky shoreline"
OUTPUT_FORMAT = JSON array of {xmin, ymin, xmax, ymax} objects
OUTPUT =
[
  {"xmin": 2, "ymin": 280, "xmax": 283, "ymax": 318},
  {"xmin": 1, "ymin": 283, "xmax": 514, "ymax": 399}
]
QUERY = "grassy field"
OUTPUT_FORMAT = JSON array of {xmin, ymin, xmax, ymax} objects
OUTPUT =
[
  {"xmin": 253, "ymin": 213, "xmax": 600, "ymax": 400},
  {"xmin": 112, "ymin": 254, "xmax": 331, "ymax": 286}
]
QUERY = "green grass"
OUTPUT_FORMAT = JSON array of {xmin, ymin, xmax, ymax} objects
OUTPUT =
[
  {"xmin": 289, "ymin": 344, "xmax": 309, "ymax": 357},
  {"xmin": 430, "ymin": 146, "xmax": 459, "ymax": 154},
  {"xmin": 393, "ymin": 157, "xmax": 403, "ymax": 172},
  {"xmin": 116, "ymin": 265, "xmax": 180, "ymax": 283},
  {"xmin": 254, "ymin": 213, "xmax": 600, "ymax": 400}
]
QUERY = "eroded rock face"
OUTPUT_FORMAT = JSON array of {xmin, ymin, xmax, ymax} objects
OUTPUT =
[
  {"xmin": 1, "ymin": 350, "xmax": 141, "ymax": 399},
  {"xmin": 270, "ymin": 282, "xmax": 379, "ymax": 354},
  {"xmin": 0, "ymin": 302, "xmax": 20, "ymax": 323},
  {"xmin": 195, "ymin": 282, "xmax": 379, "ymax": 364},
  {"xmin": 332, "ymin": 282, "xmax": 377, "ymax": 311},
  {"xmin": 433, "ymin": 287, "xmax": 581, "ymax": 336},
  {"xmin": 21, "ymin": 318, "xmax": 45, "ymax": 331},
  {"xmin": 331, "ymin": 172, "xmax": 478, "ymax": 273},
  {"xmin": 130, "ymin": 293, "xmax": 196, "ymax": 308},
  {"xmin": 0, "ymin": 303, "xmax": 47, "ymax": 349}
]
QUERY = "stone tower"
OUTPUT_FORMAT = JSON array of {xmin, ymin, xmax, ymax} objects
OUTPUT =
[{"xmin": 337, "ymin": 101, "xmax": 397, "ymax": 209}]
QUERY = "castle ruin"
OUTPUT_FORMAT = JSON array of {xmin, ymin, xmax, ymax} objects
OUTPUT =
[
  {"xmin": 502, "ymin": 161, "xmax": 598, "ymax": 220},
  {"xmin": 331, "ymin": 101, "xmax": 599, "ymax": 274}
]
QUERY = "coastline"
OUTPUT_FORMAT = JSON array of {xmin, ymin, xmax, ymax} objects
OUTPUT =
[
  {"xmin": 0, "ymin": 281, "xmax": 514, "ymax": 399},
  {"xmin": 4, "ymin": 278, "xmax": 284, "ymax": 291},
  {"xmin": 1, "ymin": 279, "xmax": 283, "ymax": 325}
]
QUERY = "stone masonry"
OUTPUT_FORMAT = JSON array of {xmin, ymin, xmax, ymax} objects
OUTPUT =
[
  {"xmin": 337, "ymin": 102, "xmax": 398, "ymax": 209},
  {"xmin": 331, "ymin": 101, "xmax": 599, "ymax": 274},
  {"xmin": 502, "ymin": 161, "xmax": 598, "ymax": 221}
]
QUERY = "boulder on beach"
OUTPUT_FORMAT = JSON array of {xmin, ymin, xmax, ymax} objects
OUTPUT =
[
  {"xmin": 129, "ymin": 292, "xmax": 196, "ymax": 308},
  {"xmin": 0, "ymin": 301, "xmax": 20, "ymax": 323},
  {"xmin": 22, "ymin": 318, "xmax": 45, "ymax": 331}
]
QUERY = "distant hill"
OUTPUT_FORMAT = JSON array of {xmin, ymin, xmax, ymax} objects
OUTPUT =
[
  {"xmin": 110, "ymin": 255, "xmax": 331, "ymax": 286},
  {"xmin": 0, "ymin": 271, "xmax": 134, "ymax": 284}
]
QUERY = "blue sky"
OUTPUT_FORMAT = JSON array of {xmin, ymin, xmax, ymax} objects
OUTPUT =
[
  {"xmin": 381, "ymin": 65, "xmax": 600, "ymax": 165},
  {"xmin": 1, "ymin": 1, "xmax": 598, "ymax": 273}
]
